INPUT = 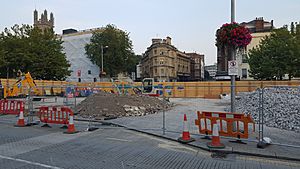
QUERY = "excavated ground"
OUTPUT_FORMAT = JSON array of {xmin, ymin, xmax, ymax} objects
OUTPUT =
[{"xmin": 76, "ymin": 91, "xmax": 172, "ymax": 120}]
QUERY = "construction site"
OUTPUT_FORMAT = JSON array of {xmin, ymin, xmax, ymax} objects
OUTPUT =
[
  {"xmin": 1, "ymin": 0, "xmax": 300, "ymax": 168},
  {"xmin": 0, "ymin": 73, "xmax": 300, "ymax": 168}
]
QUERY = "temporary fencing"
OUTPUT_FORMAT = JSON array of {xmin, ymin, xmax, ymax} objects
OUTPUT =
[
  {"xmin": 38, "ymin": 106, "xmax": 70, "ymax": 127},
  {"xmin": 257, "ymin": 86, "xmax": 300, "ymax": 148},
  {"xmin": 0, "ymin": 99, "xmax": 26, "ymax": 127},
  {"xmin": 0, "ymin": 100, "xmax": 24, "ymax": 115},
  {"xmin": 38, "ymin": 105, "xmax": 78, "ymax": 133},
  {"xmin": 195, "ymin": 111, "xmax": 255, "ymax": 140}
]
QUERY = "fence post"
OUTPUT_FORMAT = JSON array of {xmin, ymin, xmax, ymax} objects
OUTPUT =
[{"xmin": 257, "ymin": 87, "xmax": 266, "ymax": 148}]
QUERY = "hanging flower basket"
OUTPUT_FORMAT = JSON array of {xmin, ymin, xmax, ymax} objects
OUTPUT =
[{"xmin": 216, "ymin": 22, "xmax": 252, "ymax": 48}]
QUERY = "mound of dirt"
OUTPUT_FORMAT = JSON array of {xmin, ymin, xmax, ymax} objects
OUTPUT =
[{"xmin": 76, "ymin": 91, "xmax": 171, "ymax": 120}]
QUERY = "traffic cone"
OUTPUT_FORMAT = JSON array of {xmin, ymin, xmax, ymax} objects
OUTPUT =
[
  {"xmin": 15, "ymin": 103, "xmax": 25, "ymax": 127},
  {"xmin": 207, "ymin": 122, "xmax": 225, "ymax": 149},
  {"xmin": 64, "ymin": 113, "xmax": 78, "ymax": 134},
  {"xmin": 178, "ymin": 114, "xmax": 195, "ymax": 143}
]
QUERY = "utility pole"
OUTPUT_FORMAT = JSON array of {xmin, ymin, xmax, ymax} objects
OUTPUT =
[
  {"xmin": 101, "ymin": 45, "xmax": 104, "ymax": 73},
  {"xmin": 230, "ymin": 0, "xmax": 236, "ymax": 113},
  {"xmin": 100, "ymin": 45, "xmax": 108, "ymax": 80}
]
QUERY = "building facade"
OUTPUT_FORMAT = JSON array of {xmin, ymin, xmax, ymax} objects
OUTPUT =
[
  {"xmin": 141, "ymin": 37, "xmax": 204, "ymax": 82},
  {"xmin": 205, "ymin": 63, "xmax": 217, "ymax": 79},
  {"xmin": 187, "ymin": 53, "xmax": 205, "ymax": 81},
  {"xmin": 61, "ymin": 28, "xmax": 105, "ymax": 82},
  {"xmin": 216, "ymin": 17, "xmax": 273, "ymax": 80},
  {"xmin": 33, "ymin": 9, "xmax": 54, "ymax": 31},
  {"xmin": 239, "ymin": 17, "xmax": 273, "ymax": 80}
]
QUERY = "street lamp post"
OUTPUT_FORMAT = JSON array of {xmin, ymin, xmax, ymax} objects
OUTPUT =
[
  {"xmin": 100, "ymin": 45, "xmax": 108, "ymax": 78},
  {"xmin": 230, "ymin": 0, "xmax": 236, "ymax": 113}
]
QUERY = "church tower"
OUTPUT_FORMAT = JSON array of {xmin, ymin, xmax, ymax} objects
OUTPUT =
[{"xmin": 33, "ymin": 9, "xmax": 54, "ymax": 32}]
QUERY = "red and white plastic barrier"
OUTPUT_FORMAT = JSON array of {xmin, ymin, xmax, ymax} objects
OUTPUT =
[
  {"xmin": 0, "ymin": 100, "xmax": 24, "ymax": 115},
  {"xmin": 38, "ymin": 106, "xmax": 77, "ymax": 133}
]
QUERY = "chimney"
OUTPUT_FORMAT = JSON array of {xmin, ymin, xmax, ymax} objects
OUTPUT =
[
  {"xmin": 255, "ymin": 17, "xmax": 264, "ymax": 32},
  {"xmin": 166, "ymin": 36, "xmax": 171, "ymax": 45},
  {"xmin": 271, "ymin": 20, "xmax": 274, "ymax": 29},
  {"xmin": 152, "ymin": 38, "xmax": 162, "ymax": 44}
]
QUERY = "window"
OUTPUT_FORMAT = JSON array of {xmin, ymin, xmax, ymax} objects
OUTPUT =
[
  {"xmin": 154, "ymin": 50, "xmax": 157, "ymax": 55},
  {"xmin": 88, "ymin": 70, "xmax": 91, "ymax": 74},
  {"xmin": 242, "ymin": 69, "xmax": 247, "ymax": 79},
  {"xmin": 242, "ymin": 54, "xmax": 248, "ymax": 63},
  {"xmin": 94, "ymin": 78, "xmax": 97, "ymax": 82},
  {"xmin": 160, "ymin": 59, "xmax": 164, "ymax": 65},
  {"xmin": 161, "ymin": 69, "xmax": 164, "ymax": 75},
  {"xmin": 155, "ymin": 68, "xmax": 157, "ymax": 74},
  {"xmin": 78, "ymin": 78, "xmax": 81, "ymax": 82}
]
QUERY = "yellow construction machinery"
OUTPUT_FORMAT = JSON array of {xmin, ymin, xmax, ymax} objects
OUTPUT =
[{"xmin": 4, "ymin": 72, "xmax": 42, "ymax": 98}]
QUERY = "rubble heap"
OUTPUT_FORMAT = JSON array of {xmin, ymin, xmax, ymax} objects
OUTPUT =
[
  {"xmin": 76, "ymin": 91, "xmax": 171, "ymax": 120},
  {"xmin": 226, "ymin": 87, "xmax": 300, "ymax": 132}
]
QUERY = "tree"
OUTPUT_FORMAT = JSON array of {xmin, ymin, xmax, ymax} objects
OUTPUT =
[
  {"xmin": 248, "ymin": 24, "xmax": 300, "ymax": 80},
  {"xmin": 85, "ymin": 24, "xmax": 136, "ymax": 77},
  {"xmin": 0, "ymin": 24, "xmax": 71, "ymax": 80}
]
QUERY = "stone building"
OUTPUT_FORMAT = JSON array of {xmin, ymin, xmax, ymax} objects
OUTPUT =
[
  {"xmin": 239, "ymin": 17, "xmax": 274, "ymax": 80},
  {"xmin": 33, "ymin": 9, "xmax": 54, "ymax": 31},
  {"xmin": 216, "ymin": 17, "xmax": 274, "ymax": 80},
  {"xmin": 187, "ymin": 53, "xmax": 205, "ymax": 81},
  {"xmin": 141, "ymin": 37, "xmax": 204, "ymax": 82}
]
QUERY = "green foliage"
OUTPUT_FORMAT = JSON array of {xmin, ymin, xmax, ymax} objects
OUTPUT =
[
  {"xmin": 0, "ymin": 24, "xmax": 71, "ymax": 80},
  {"xmin": 248, "ymin": 24, "xmax": 300, "ymax": 80},
  {"xmin": 85, "ymin": 24, "xmax": 136, "ymax": 77}
]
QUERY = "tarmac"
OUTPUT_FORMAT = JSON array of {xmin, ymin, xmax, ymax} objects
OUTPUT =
[
  {"xmin": 98, "ymin": 98, "xmax": 300, "ymax": 161},
  {"xmin": 9, "ymin": 96, "xmax": 300, "ymax": 161}
]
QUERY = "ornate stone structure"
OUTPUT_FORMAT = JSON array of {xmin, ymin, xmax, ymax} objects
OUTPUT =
[
  {"xmin": 216, "ymin": 17, "xmax": 274, "ymax": 80},
  {"xmin": 33, "ymin": 9, "xmax": 54, "ymax": 31}
]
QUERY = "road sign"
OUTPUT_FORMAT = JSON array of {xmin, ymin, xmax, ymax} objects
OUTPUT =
[{"xmin": 228, "ymin": 60, "xmax": 238, "ymax": 75}]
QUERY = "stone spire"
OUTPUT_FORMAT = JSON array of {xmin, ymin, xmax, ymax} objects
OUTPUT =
[{"xmin": 33, "ymin": 9, "xmax": 38, "ymax": 25}]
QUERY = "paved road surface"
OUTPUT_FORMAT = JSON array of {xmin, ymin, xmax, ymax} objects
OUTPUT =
[{"xmin": 0, "ymin": 119, "xmax": 299, "ymax": 169}]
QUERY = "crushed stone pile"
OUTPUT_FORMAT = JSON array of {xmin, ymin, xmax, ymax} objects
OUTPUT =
[
  {"xmin": 225, "ymin": 87, "xmax": 300, "ymax": 132},
  {"xmin": 76, "ymin": 91, "xmax": 172, "ymax": 120}
]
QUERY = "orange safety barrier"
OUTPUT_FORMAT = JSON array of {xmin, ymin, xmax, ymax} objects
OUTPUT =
[
  {"xmin": 38, "ymin": 106, "xmax": 71, "ymax": 127},
  {"xmin": 195, "ymin": 111, "xmax": 255, "ymax": 139},
  {"xmin": 0, "ymin": 100, "xmax": 24, "ymax": 115}
]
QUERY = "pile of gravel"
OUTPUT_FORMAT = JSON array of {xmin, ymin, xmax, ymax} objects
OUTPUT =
[
  {"xmin": 225, "ymin": 87, "xmax": 300, "ymax": 132},
  {"xmin": 76, "ymin": 91, "xmax": 172, "ymax": 120}
]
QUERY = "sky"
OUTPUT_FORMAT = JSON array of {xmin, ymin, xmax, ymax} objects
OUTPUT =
[{"xmin": 1, "ymin": 0, "xmax": 300, "ymax": 65}]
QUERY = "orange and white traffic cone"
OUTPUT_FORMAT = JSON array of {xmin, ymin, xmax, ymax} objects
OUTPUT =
[
  {"xmin": 207, "ymin": 122, "xmax": 225, "ymax": 149},
  {"xmin": 178, "ymin": 114, "xmax": 195, "ymax": 143},
  {"xmin": 15, "ymin": 103, "xmax": 25, "ymax": 127},
  {"xmin": 64, "ymin": 113, "xmax": 78, "ymax": 134}
]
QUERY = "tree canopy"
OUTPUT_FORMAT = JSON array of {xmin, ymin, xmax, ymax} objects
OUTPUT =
[
  {"xmin": 85, "ymin": 24, "xmax": 138, "ymax": 77},
  {"xmin": 248, "ymin": 23, "xmax": 300, "ymax": 80},
  {"xmin": 0, "ymin": 24, "xmax": 71, "ymax": 80}
]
